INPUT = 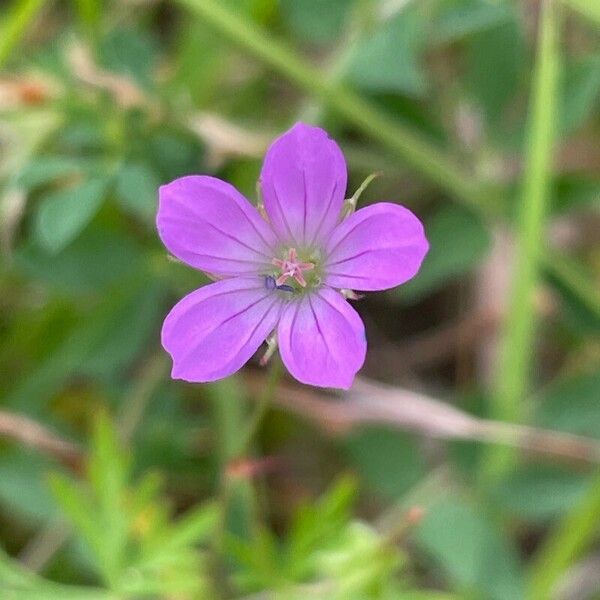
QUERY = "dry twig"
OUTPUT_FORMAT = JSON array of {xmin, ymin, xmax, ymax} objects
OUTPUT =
[
  {"xmin": 0, "ymin": 410, "xmax": 83, "ymax": 471},
  {"xmin": 245, "ymin": 373, "xmax": 600, "ymax": 465}
]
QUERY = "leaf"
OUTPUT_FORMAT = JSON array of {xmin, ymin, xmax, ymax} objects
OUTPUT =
[
  {"xmin": 465, "ymin": 16, "xmax": 524, "ymax": 125},
  {"xmin": 492, "ymin": 466, "xmax": 590, "ymax": 522},
  {"xmin": 551, "ymin": 175, "xmax": 600, "ymax": 215},
  {"xmin": 559, "ymin": 54, "xmax": 600, "ymax": 136},
  {"xmin": 0, "ymin": 451, "xmax": 60, "ymax": 523},
  {"xmin": 0, "ymin": 545, "xmax": 114, "ymax": 599},
  {"xmin": 344, "ymin": 427, "xmax": 424, "ymax": 498},
  {"xmin": 115, "ymin": 162, "xmax": 160, "ymax": 221},
  {"xmin": 543, "ymin": 256, "xmax": 600, "ymax": 334},
  {"xmin": 286, "ymin": 476, "xmax": 357, "ymax": 575},
  {"xmin": 3, "ymin": 281, "xmax": 163, "ymax": 415},
  {"xmin": 14, "ymin": 157, "xmax": 87, "ymax": 190},
  {"xmin": 147, "ymin": 131, "xmax": 203, "ymax": 180},
  {"xmin": 48, "ymin": 473, "xmax": 105, "ymax": 566},
  {"xmin": 534, "ymin": 371, "xmax": 600, "ymax": 438},
  {"xmin": 397, "ymin": 206, "xmax": 491, "ymax": 303},
  {"xmin": 279, "ymin": 0, "xmax": 353, "ymax": 43},
  {"xmin": 138, "ymin": 502, "xmax": 219, "ymax": 567},
  {"xmin": 416, "ymin": 498, "xmax": 524, "ymax": 600},
  {"xmin": 431, "ymin": 0, "xmax": 512, "ymax": 44},
  {"xmin": 87, "ymin": 414, "xmax": 129, "ymax": 584},
  {"xmin": 99, "ymin": 27, "xmax": 158, "ymax": 88},
  {"xmin": 15, "ymin": 226, "xmax": 144, "ymax": 293},
  {"xmin": 348, "ymin": 9, "xmax": 427, "ymax": 97},
  {"xmin": 80, "ymin": 283, "xmax": 164, "ymax": 379},
  {"xmin": 34, "ymin": 178, "xmax": 110, "ymax": 253}
]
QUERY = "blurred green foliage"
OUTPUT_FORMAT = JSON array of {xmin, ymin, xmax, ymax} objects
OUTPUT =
[{"xmin": 0, "ymin": 0, "xmax": 599, "ymax": 598}]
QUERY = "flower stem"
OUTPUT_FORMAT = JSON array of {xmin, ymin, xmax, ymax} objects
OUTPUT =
[{"xmin": 238, "ymin": 358, "xmax": 283, "ymax": 456}]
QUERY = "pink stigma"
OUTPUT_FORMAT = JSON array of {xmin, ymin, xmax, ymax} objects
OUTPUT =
[{"xmin": 272, "ymin": 248, "xmax": 314, "ymax": 288}]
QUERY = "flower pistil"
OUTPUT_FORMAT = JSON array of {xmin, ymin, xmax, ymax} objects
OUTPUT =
[{"xmin": 272, "ymin": 247, "xmax": 315, "ymax": 288}]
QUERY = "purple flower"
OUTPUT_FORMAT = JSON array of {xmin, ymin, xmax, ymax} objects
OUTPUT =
[{"xmin": 157, "ymin": 123, "xmax": 428, "ymax": 389}]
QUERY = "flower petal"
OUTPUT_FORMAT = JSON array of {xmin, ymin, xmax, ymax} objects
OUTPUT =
[
  {"xmin": 278, "ymin": 288, "xmax": 366, "ymax": 390},
  {"xmin": 259, "ymin": 123, "xmax": 347, "ymax": 247},
  {"xmin": 162, "ymin": 277, "xmax": 282, "ymax": 382},
  {"xmin": 324, "ymin": 203, "xmax": 429, "ymax": 291},
  {"xmin": 157, "ymin": 175, "xmax": 278, "ymax": 275}
]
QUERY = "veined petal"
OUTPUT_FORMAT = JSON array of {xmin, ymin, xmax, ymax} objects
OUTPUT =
[
  {"xmin": 157, "ymin": 176, "xmax": 278, "ymax": 276},
  {"xmin": 162, "ymin": 277, "xmax": 282, "ymax": 382},
  {"xmin": 259, "ymin": 123, "xmax": 347, "ymax": 248},
  {"xmin": 324, "ymin": 203, "xmax": 429, "ymax": 291},
  {"xmin": 278, "ymin": 288, "xmax": 366, "ymax": 390}
]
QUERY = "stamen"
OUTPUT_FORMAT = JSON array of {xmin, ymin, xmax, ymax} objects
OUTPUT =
[{"xmin": 272, "ymin": 247, "xmax": 315, "ymax": 289}]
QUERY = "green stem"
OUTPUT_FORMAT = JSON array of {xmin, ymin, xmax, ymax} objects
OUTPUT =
[
  {"xmin": 210, "ymin": 360, "xmax": 283, "ymax": 547},
  {"xmin": 0, "ymin": 0, "xmax": 46, "ymax": 69},
  {"xmin": 237, "ymin": 358, "xmax": 282, "ymax": 456},
  {"xmin": 176, "ymin": 0, "xmax": 490, "ymax": 210},
  {"xmin": 528, "ymin": 470, "xmax": 600, "ymax": 600},
  {"xmin": 483, "ymin": 0, "xmax": 560, "ymax": 480}
]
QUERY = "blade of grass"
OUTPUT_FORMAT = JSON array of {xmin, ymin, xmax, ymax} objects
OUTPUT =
[
  {"xmin": 0, "ymin": 0, "xmax": 46, "ymax": 69},
  {"xmin": 175, "ymin": 0, "xmax": 494, "ymax": 212},
  {"xmin": 482, "ymin": 0, "xmax": 561, "ymax": 480},
  {"xmin": 528, "ymin": 470, "xmax": 600, "ymax": 600},
  {"xmin": 560, "ymin": 0, "xmax": 600, "ymax": 27}
]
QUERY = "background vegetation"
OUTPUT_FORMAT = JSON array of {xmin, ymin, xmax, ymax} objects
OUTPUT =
[{"xmin": 0, "ymin": 0, "xmax": 599, "ymax": 598}]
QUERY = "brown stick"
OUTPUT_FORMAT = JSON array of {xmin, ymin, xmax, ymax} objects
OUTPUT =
[
  {"xmin": 245, "ymin": 373, "xmax": 600, "ymax": 465},
  {"xmin": 0, "ymin": 410, "xmax": 83, "ymax": 472}
]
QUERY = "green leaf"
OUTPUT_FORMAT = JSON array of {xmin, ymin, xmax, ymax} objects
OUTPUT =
[
  {"xmin": 542, "ymin": 252, "xmax": 600, "ymax": 334},
  {"xmin": 0, "ymin": 545, "xmax": 114, "ymax": 599},
  {"xmin": 13, "ymin": 157, "xmax": 87, "ymax": 190},
  {"xmin": 397, "ymin": 206, "xmax": 490, "ymax": 303},
  {"xmin": 416, "ymin": 499, "xmax": 524, "ymax": 600},
  {"xmin": 280, "ymin": 0, "xmax": 353, "ymax": 43},
  {"xmin": 559, "ymin": 54, "xmax": 600, "ymax": 136},
  {"xmin": 344, "ymin": 427, "xmax": 424, "ymax": 498},
  {"xmin": 492, "ymin": 466, "xmax": 590, "ymax": 522},
  {"xmin": 82, "ymin": 282, "xmax": 165, "ymax": 379},
  {"xmin": 48, "ymin": 473, "xmax": 105, "ymax": 566},
  {"xmin": 115, "ymin": 162, "xmax": 160, "ymax": 221},
  {"xmin": 34, "ymin": 178, "xmax": 110, "ymax": 253},
  {"xmin": 4, "ymin": 281, "xmax": 161, "ymax": 415},
  {"xmin": 348, "ymin": 10, "xmax": 427, "ymax": 97},
  {"xmin": 551, "ymin": 175, "xmax": 600, "ymax": 215},
  {"xmin": 431, "ymin": 0, "xmax": 512, "ymax": 44},
  {"xmin": 99, "ymin": 27, "xmax": 158, "ymax": 88},
  {"xmin": 15, "ymin": 226, "xmax": 144, "ymax": 293},
  {"xmin": 465, "ymin": 16, "xmax": 524, "ymax": 125},
  {"xmin": 138, "ymin": 502, "xmax": 219, "ymax": 567},
  {"xmin": 147, "ymin": 131, "xmax": 203, "ymax": 180},
  {"xmin": 0, "ymin": 451, "xmax": 60, "ymax": 522},
  {"xmin": 88, "ymin": 414, "xmax": 129, "ymax": 585},
  {"xmin": 534, "ymin": 371, "xmax": 600, "ymax": 438}
]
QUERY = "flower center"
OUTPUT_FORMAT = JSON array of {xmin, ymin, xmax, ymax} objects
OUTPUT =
[{"xmin": 272, "ymin": 247, "xmax": 315, "ymax": 288}]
